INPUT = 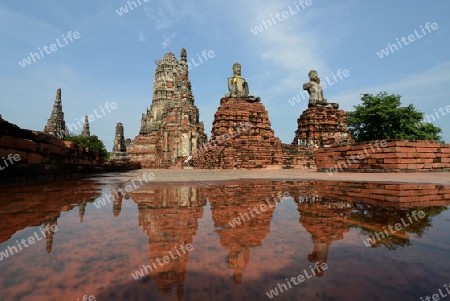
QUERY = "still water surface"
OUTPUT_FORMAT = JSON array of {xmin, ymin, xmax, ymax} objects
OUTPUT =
[{"xmin": 0, "ymin": 175, "xmax": 449, "ymax": 301}]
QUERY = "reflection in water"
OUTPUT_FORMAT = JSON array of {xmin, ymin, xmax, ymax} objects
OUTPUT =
[
  {"xmin": 79, "ymin": 201, "xmax": 87, "ymax": 223},
  {"xmin": 296, "ymin": 194, "xmax": 447, "ymax": 256},
  {"xmin": 44, "ymin": 219, "xmax": 58, "ymax": 253},
  {"xmin": 0, "ymin": 179, "xmax": 101, "ymax": 253},
  {"xmin": 208, "ymin": 185, "xmax": 277, "ymax": 284},
  {"xmin": 0, "ymin": 178, "xmax": 449, "ymax": 300},
  {"xmin": 347, "ymin": 202, "xmax": 446, "ymax": 250},
  {"xmin": 297, "ymin": 197, "xmax": 352, "ymax": 276},
  {"xmin": 112, "ymin": 186, "xmax": 126, "ymax": 217},
  {"xmin": 132, "ymin": 186, "xmax": 206, "ymax": 299}
]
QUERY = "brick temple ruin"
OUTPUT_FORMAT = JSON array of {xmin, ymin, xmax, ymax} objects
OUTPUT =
[
  {"xmin": 193, "ymin": 96, "xmax": 285, "ymax": 169},
  {"xmin": 5, "ymin": 48, "xmax": 449, "ymax": 176},
  {"xmin": 43, "ymin": 88, "xmax": 68, "ymax": 139},
  {"xmin": 109, "ymin": 122, "xmax": 130, "ymax": 163},
  {"xmin": 128, "ymin": 49, "xmax": 207, "ymax": 168},
  {"xmin": 36, "ymin": 52, "xmax": 353, "ymax": 170},
  {"xmin": 126, "ymin": 51, "xmax": 353, "ymax": 170},
  {"xmin": 293, "ymin": 107, "xmax": 352, "ymax": 147},
  {"xmin": 192, "ymin": 65, "xmax": 350, "ymax": 169}
]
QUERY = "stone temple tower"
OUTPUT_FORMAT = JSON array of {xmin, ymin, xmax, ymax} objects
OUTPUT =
[
  {"xmin": 44, "ymin": 88, "xmax": 68, "ymax": 139},
  {"xmin": 128, "ymin": 48, "xmax": 207, "ymax": 168},
  {"xmin": 81, "ymin": 115, "xmax": 90, "ymax": 137},
  {"xmin": 110, "ymin": 122, "xmax": 130, "ymax": 162}
]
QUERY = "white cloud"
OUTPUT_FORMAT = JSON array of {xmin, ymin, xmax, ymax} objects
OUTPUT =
[
  {"xmin": 143, "ymin": 0, "xmax": 204, "ymax": 30},
  {"xmin": 239, "ymin": 1, "xmax": 354, "ymax": 104},
  {"xmin": 331, "ymin": 61, "xmax": 450, "ymax": 111}
]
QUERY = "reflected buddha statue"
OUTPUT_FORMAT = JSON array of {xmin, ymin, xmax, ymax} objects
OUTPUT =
[
  {"xmin": 112, "ymin": 188, "xmax": 123, "ymax": 217},
  {"xmin": 228, "ymin": 245, "xmax": 250, "ymax": 284},
  {"xmin": 130, "ymin": 186, "xmax": 205, "ymax": 299},
  {"xmin": 297, "ymin": 197, "xmax": 352, "ymax": 277},
  {"xmin": 208, "ymin": 185, "xmax": 276, "ymax": 285}
]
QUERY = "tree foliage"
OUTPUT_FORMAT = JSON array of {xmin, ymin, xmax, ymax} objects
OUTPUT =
[
  {"xmin": 353, "ymin": 204, "xmax": 447, "ymax": 250},
  {"xmin": 65, "ymin": 134, "xmax": 109, "ymax": 160},
  {"xmin": 346, "ymin": 92, "xmax": 443, "ymax": 142}
]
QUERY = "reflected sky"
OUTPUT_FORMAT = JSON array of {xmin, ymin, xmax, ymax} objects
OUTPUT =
[{"xmin": 0, "ymin": 177, "xmax": 449, "ymax": 301}]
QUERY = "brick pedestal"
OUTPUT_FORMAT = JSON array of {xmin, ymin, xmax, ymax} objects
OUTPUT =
[
  {"xmin": 293, "ymin": 107, "xmax": 352, "ymax": 147},
  {"xmin": 193, "ymin": 98, "xmax": 283, "ymax": 169}
]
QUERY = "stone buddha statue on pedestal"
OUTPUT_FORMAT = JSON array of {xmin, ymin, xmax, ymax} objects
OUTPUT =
[
  {"xmin": 303, "ymin": 70, "xmax": 338, "ymax": 109},
  {"xmin": 226, "ymin": 63, "xmax": 260, "ymax": 102}
]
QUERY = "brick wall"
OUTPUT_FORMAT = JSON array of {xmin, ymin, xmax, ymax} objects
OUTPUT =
[
  {"xmin": 316, "ymin": 140, "xmax": 450, "ymax": 172},
  {"xmin": 0, "ymin": 117, "xmax": 138, "ymax": 186},
  {"xmin": 281, "ymin": 144, "xmax": 316, "ymax": 169}
]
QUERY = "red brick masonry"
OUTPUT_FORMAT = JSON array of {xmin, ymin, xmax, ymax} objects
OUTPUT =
[
  {"xmin": 193, "ymin": 97, "xmax": 284, "ymax": 169},
  {"xmin": 193, "ymin": 98, "xmax": 317, "ymax": 169},
  {"xmin": 316, "ymin": 140, "xmax": 450, "ymax": 172},
  {"xmin": 0, "ymin": 117, "xmax": 138, "ymax": 186}
]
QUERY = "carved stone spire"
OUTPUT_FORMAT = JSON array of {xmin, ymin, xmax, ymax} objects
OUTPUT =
[
  {"xmin": 81, "ymin": 115, "xmax": 90, "ymax": 137},
  {"xmin": 128, "ymin": 48, "xmax": 207, "ymax": 168},
  {"xmin": 110, "ymin": 122, "xmax": 130, "ymax": 162},
  {"xmin": 44, "ymin": 88, "xmax": 68, "ymax": 139},
  {"xmin": 180, "ymin": 48, "xmax": 187, "ymax": 64}
]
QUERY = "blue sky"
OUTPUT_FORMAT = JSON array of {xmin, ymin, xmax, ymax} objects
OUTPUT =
[{"xmin": 1, "ymin": 0, "xmax": 449, "ymax": 151}]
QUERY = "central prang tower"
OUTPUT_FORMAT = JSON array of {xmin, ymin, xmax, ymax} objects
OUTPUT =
[{"xmin": 128, "ymin": 48, "xmax": 207, "ymax": 168}]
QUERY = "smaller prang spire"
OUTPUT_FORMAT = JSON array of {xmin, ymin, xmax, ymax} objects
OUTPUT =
[
  {"xmin": 109, "ymin": 122, "xmax": 130, "ymax": 162},
  {"xmin": 44, "ymin": 88, "xmax": 68, "ymax": 139},
  {"xmin": 81, "ymin": 115, "xmax": 90, "ymax": 137}
]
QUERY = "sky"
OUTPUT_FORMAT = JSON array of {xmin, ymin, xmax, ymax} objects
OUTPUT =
[{"xmin": 1, "ymin": 0, "xmax": 449, "ymax": 151}]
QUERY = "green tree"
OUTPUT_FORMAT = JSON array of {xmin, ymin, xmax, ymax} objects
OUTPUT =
[
  {"xmin": 65, "ymin": 134, "xmax": 109, "ymax": 160},
  {"xmin": 347, "ymin": 92, "xmax": 443, "ymax": 142}
]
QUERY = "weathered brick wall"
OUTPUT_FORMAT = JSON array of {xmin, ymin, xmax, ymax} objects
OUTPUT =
[
  {"xmin": 0, "ymin": 117, "xmax": 138, "ymax": 186},
  {"xmin": 281, "ymin": 144, "xmax": 316, "ymax": 169},
  {"xmin": 316, "ymin": 140, "xmax": 450, "ymax": 172},
  {"xmin": 128, "ymin": 133, "xmax": 162, "ymax": 168}
]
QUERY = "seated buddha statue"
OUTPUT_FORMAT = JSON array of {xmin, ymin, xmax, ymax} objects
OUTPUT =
[
  {"xmin": 303, "ymin": 70, "xmax": 338, "ymax": 109},
  {"xmin": 225, "ymin": 63, "xmax": 260, "ymax": 102}
]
